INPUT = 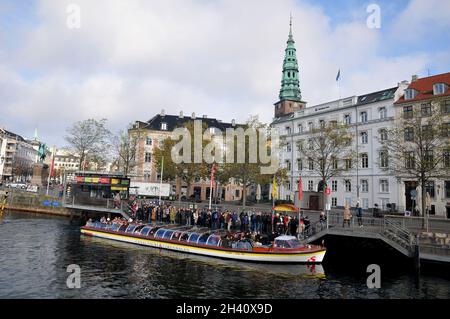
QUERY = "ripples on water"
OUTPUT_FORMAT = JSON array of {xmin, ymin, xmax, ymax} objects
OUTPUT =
[{"xmin": 0, "ymin": 211, "xmax": 449, "ymax": 299}]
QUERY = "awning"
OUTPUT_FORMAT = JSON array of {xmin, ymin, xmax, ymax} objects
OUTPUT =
[{"xmin": 272, "ymin": 204, "xmax": 299, "ymax": 213}]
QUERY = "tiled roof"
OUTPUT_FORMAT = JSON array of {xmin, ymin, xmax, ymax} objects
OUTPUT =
[
  {"xmin": 136, "ymin": 114, "xmax": 239, "ymax": 132},
  {"xmin": 357, "ymin": 87, "xmax": 397, "ymax": 105},
  {"xmin": 395, "ymin": 72, "xmax": 450, "ymax": 104}
]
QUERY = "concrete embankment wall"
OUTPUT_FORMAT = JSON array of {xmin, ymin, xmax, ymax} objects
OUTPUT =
[{"xmin": 2, "ymin": 189, "xmax": 73, "ymax": 218}]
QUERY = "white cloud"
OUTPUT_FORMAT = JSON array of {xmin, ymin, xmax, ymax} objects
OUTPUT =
[{"xmin": 0, "ymin": 0, "xmax": 448, "ymax": 147}]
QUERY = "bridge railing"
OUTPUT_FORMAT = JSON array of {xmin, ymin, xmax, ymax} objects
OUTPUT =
[
  {"xmin": 382, "ymin": 218, "xmax": 416, "ymax": 247},
  {"xmin": 384, "ymin": 214, "xmax": 450, "ymax": 234}
]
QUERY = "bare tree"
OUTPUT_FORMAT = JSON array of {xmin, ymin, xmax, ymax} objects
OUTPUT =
[
  {"xmin": 380, "ymin": 99, "xmax": 450, "ymax": 217},
  {"xmin": 296, "ymin": 122, "xmax": 354, "ymax": 208},
  {"xmin": 113, "ymin": 125, "xmax": 142, "ymax": 176},
  {"xmin": 65, "ymin": 119, "xmax": 111, "ymax": 170}
]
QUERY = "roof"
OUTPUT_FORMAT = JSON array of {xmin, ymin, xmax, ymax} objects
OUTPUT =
[
  {"xmin": 0, "ymin": 128, "xmax": 25, "ymax": 142},
  {"xmin": 357, "ymin": 87, "xmax": 397, "ymax": 106},
  {"xmin": 395, "ymin": 72, "xmax": 450, "ymax": 104},
  {"xmin": 135, "ymin": 114, "xmax": 239, "ymax": 132}
]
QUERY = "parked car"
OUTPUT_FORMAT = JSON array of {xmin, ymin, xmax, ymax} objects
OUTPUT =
[{"xmin": 6, "ymin": 182, "xmax": 27, "ymax": 189}]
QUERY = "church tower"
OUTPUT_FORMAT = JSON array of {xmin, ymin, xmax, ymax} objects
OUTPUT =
[{"xmin": 274, "ymin": 16, "xmax": 306, "ymax": 117}]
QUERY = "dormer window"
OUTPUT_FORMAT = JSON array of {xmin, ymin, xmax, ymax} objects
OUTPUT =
[
  {"xmin": 404, "ymin": 88, "xmax": 418, "ymax": 100},
  {"xmin": 433, "ymin": 83, "xmax": 447, "ymax": 95},
  {"xmin": 161, "ymin": 122, "xmax": 167, "ymax": 130}
]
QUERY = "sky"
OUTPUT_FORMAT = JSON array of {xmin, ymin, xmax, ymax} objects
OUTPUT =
[{"xmin": 0, "ymin": 0, "xmax": 449, "ymax": 148}]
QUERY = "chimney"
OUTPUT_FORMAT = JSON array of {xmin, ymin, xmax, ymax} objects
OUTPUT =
[
  {"xmin": 231, "ymin": 119, "xmax": 236, "ymax": 127},
  {"xmin": 202, "ymin": 114, "xmax": 207, "ymax": 118},
  {"xmin": 191, "ymin": 112, "xmax": 196, "ymax": 119},
  {"xmin": 411, "ymin": 75, "xmax": 418, "ymax": 82},
  {"xmin": 179, "ymin": 111, "xmax": 183, "ymax": 118},
  {"xmin": 160, "ymin": 109, "xmax": 165, "ymax": 117}
]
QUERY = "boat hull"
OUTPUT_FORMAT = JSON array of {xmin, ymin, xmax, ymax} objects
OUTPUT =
[{"xmin": 81, "ymin": 228, "xmax": 326, "ymax": 263}]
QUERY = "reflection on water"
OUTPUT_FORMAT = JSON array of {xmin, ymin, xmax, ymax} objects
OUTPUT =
[{"xmin": 0, "ymin": 211, "xmax": 449, "ymax": 299}]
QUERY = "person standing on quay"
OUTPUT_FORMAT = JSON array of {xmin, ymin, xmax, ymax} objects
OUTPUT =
[
  {"xmin": 356, "ymin": 202, "xmax": 363, "ymax": 227},
  {"xmin": 343, "ymin": 203, "xmax": 352, "ymax": 228}
]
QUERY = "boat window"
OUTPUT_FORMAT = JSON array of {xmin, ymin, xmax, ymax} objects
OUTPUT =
[
  {"xmin": 206, "ymin": 235, "xmax": 221, "ymax": 246},
  {"xmin": 171, "ymin": 231, "xmax": 182, "ymax": 241},
  {"xmin": 140, "ymin": 227, "xmax": 152, "ymax": 236},
  {"xmin": 134, "ymin": 225, "xmax": 146, "ymax": 233},
  {"xmin": 197, "ymin": 233, "xmax": 210, "ymax": 245},
  {"xmin": 125, "ymin": 225, "xmax": 137, "ymax": 233},
  {"xmin": 274, "ymin": 239, "xmax": 301, "ymax": 248},
  {"xmin": 188, "ymin": 233, "xmax": 200, "ymax": 243},
  {"xmin": 163, "ymin": 230, "xmax": 174, "ymax": 239},
  {"xmin": 149, "ymin": 227, "xmax": 161, "ymax": 237},
  {"xmin": 232, "ymin": 240, "xmax": 253, "ymax": 251},
  {"xmin": 118, "ymin": 225, "xmax": 128, "ymax": 232},
  {"xmin": 154, "ymin": 228, "xmax": 166, "ymax": 238},
  {"xmin": 179, "ymin": 233, "xmax": 190, "ymax": 242}
]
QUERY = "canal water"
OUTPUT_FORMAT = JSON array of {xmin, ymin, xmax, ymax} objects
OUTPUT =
[{"xmin": 0, "ymin": 211, "xmax": 448, "ymax": 299}]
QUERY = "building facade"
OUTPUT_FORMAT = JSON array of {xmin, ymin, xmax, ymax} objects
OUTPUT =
[
  {"xmin": 0, "ymin": 128, "xmax": 38, "ymax": 182},
  {"xmin": 394, "ymin": 73, "xmax": 450, "ymax": 218},
  {"xmin": 129, "ymin": 111, "xmax": 246, "ymax": 201}
]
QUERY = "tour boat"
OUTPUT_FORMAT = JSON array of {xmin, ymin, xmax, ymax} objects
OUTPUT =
[{"xmin": 80, "ymin": 222, "xmax": 326, "ymax": 263}]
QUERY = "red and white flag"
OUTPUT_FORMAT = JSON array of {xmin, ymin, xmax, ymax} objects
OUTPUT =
[{"xmin": 298, "ymin": 176, "xmax": 303, "ymax": 201}]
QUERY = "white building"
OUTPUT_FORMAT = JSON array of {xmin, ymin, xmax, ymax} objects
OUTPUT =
[
  {"xmin": 0, "ymin": 128, "xmax": 38, "ymax": 182},
  {"xmin": 271, "ymin": 82, "xmax": 409, "ymax": 211}
]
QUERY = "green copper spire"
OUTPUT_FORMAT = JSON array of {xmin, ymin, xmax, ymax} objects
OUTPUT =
[{"xmin": 279, "ymin": 15, "xmax": 302, "ymax": 102}]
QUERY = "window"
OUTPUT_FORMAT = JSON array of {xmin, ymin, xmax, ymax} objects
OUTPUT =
[
  {"xmin": 404, "ymin": 127, "xmax": 414, "ymax": 141},
  {"xmin": 379, "ymin": 129, "xmax": 388, "ymax": 141},
  {"xmin": 344, "ymin": 114, "xmax": 352, "ymax": 124},
  {"xmin": 286, "ymin": 142, "xmax": 292, "ymax": 152},
  {"xmin": 146, "ymin": 137, "xmax": 152, "ymax": 145},
  {"xmin": 433, "ymin": 83, "xmax": 447, "ymax": 95},
  {"xmin": 404, "ymin": 89, "xmax": 417, "ymax": 100},
  {"xmin": 403, "ymin": 105, "xmax": 413, "ymax": 119},
  {"xmin": 332, "ymin": 197, "xmax": 337, "ymax": 207},
  {"xmin": 285, "ymin": 160, "xmax": 291, "ymax": 170},
  {"xmin": 308, "ymin": 139, "xmax": 314, "ymax": 150},
  {"xmin": 361, "ymin": 179, "xmax": 369, "ymax": 192},
  {"xmin": 308, "ymin": 122, "xmax": 314, "ymax": 131},
  {"xmin": 360, "ymin": 111, "xmax": 368, "ymax": 123},
  {"xmin": 145, "ymin": 152, "xmax": 152, "ymax": 163},
  {"xmin": 345, "ymin": 159, "xmax": 352, "ymax": 170},
  {"xmin": 161, "ymin": 122, "xmax": 168, "ymax": 130},
  {"xmin": 424, "ymin": 150, "xmax": 434, "ymax": 168},
  {"xmin": 297, "ymin": 159, "xmax": 303, "ymax": 171},
  {"xmin": 425, "ymin": 181, "xmax": 435, "ymax": 198},
  {"xmin": 441, "ymin": 99, "xmax": 450, "ymax": 114},
  {"xmin": 405, "ymin": 152, "xmax": 415, "ymax": 169},
  {"xmin": 379, "ymin": 107, "xmax": 387, "ymax": 119},
  {"xmin": 330, "ymin": 120, "xmax": 338, "ymax": 127},
  {"xmin": 380, "ymin": 151, "xmax": 388, "ymax": 168},
  {"xmin": 421, "ymin": 103, "xmax": 432, "ymax": 117},
  {"xmin": 441, "ymin": 123, "xmax": 450, "ymax": 138},
  {"xmin": 445, "ymin": 181, "xmax": 450, "ymax": 198},
  {"xmin": 361, "ymin": 131, "xmax": 368, "ymax": 144},
  {"xmin": 297, "ymin": 123, "xmax": 303, "ymax": 133},
  {"xmin": 285, "ymin": 126, "xmax": 291, "ymax": 135},
  {"xmin": 380, "ymin": 198, "xmax": 389, "ymax": 210},
  {"xmin": 331, "ymin": 156, "xmax": 338, "ymax": 170},
  {"xmin": 345, "ymin": 180, "xmax": 351, "ymax": 192},
  {"xmin": 380, "ymin": 179, "xmax": 389, "ymax": 193},
  {"xmin": 422, "ymin": 125, "xmax": 433, "ymax": 139},
  {"xmin": 308, "ymin": 180, "xmax": 314, "ymax": 191},
  {"xmin": 443, "ymin": 149, "xmax": 450, "ymax": 168},
  {"xmin": 332, "ymin": 180, "xmax": 338, "ymax": 192},
  {"xmin": 308, "ymin": 158, "xmax": 314, "ymax": 170},
  {"xmin": 286, "ymin": 182, "xmax": 291, "ymax": 191},
  {"xmin": 361, "ymin": 153, "xmax": 369, "ymax": 168},
  {"xmin": 319, "ymin": 120, "xmax": 325, "ymax": 128}
]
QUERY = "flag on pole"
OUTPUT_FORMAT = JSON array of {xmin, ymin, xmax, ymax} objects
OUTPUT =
[
  {"xmin": 210, "ymin": 163, "xmax": 216, "ymax": 187},
  {"xmin": 298, "ymin": 176, "xmax": 303, "ymax": 201},
  {"xmin": 336, "ymin": 69, "xmax": 341, "ymax": 81},
  {"xmin": 272, "ymin": 175, "xmax": 277, "ymax": 200}
]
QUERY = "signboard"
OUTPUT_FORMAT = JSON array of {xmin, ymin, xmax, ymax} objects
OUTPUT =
[
  {"xmin": 130, "ymin": 182, "xmax": 170, "ymax": 197},
  {"xmin": 75, "ymin": 175, "xmax": 129, "ymax": 186}
]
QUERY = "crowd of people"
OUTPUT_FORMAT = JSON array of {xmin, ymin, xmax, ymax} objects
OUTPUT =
[{"xmin": 102, "ymin": 200, "xmax": 320, "ymax": 239}]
